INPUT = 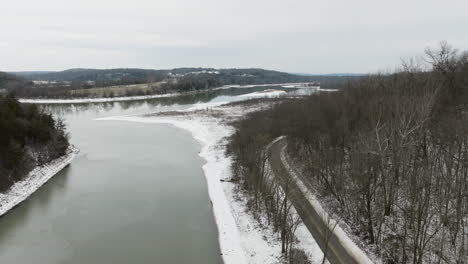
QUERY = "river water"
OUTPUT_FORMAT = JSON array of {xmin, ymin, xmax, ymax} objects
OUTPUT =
[{"xmin": 0, "ymin": 86, "xmax": 305, "ymax": 264}]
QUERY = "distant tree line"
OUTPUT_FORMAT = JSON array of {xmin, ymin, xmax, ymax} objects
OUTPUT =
[
  {"xmin": 228, "ymin": 43, "xmax": 467, "ymax": 263},
  {"xmin": 0, "ymin": 72, "xmax": 32, "ymax": 94},
  {"xmin": 6, "ymin": 68, "xmax": 357, "ymax": 99},
  {"xmin": 0, "ymin": 94, "xmax": 69, "ymax": 192}
]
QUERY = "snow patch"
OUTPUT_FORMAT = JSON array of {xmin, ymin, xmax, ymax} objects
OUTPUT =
[
  {"xmin": 317, "ymin": 88, "xmax": 338, "ymax": 92},
  {"xmin": 240, "ymin": 90, "xmax": 286, "ymax": 98}
]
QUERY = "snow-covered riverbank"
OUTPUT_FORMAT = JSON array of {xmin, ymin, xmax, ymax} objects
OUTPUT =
[
  {"xmin": 18, "ymin": 82, "xmax": 311, "ymax": 104},
  {"xmin": 99, "ymin": 114, "xmax": 248, "ymax": 263},
  {"xmin": 240, "ymin": 89, "xmax": 286, "ymax": 98},
  {"xmin": 18, "ymin": 92, "xmax": 181, "ymax": 104},
  {"xmin": 98, "ymin": 103, "xmax": 324, "ymax": 264},
  {"xmin": 0, "ymin": 146, "xmax": 79, "ymax": 217},
  {"xmin": 280, "ymin": 144, "xmax": 376, "ymax": 264}
]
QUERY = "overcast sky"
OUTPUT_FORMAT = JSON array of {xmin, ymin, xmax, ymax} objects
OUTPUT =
[{"xmin": 1, "ymin": 0, "xmax": 467, "ymax": 73}]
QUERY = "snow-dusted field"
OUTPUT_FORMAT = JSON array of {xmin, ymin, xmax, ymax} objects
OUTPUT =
[
  {"xmin": 98, "ymin": 102, "xmax": 324, "ymax": 264},
  {"xmin": 0, "ymin": 146, "xmax": 79, "ymax": 217}
]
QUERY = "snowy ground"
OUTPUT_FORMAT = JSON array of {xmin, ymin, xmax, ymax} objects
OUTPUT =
[
  {"xmin": 282, "ymin": 84, "xmax": 319, "ymax": 89},
  {"xmin": 0, "ymin": 146, "xmax": 79, "ymax": 217},
  {"xmin": 98, "ymin": 102, "xmax": 324, "ymax": 264},
  {"xmin": 240, "ymin": 89, "xmax": 287, "ymax": 98},
  {"xmin": 281, "ymin": 84, "xmax": 338, "ymax": 92}
]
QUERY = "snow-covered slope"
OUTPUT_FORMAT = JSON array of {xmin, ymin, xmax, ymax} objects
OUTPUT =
[{"xmin": 0, "ymin": 146, "xmax": 79, "ymax": 217}]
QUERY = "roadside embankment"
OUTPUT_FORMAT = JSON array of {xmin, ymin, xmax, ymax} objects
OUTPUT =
[{"xmin": 269, "ymin": 138, "xmax": 376, "ymax": 264}]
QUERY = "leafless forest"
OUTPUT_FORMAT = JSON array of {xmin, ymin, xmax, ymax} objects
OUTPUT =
[{"xmin": 228, "ymin": 44, "xmax": 467, "ymax": 264}]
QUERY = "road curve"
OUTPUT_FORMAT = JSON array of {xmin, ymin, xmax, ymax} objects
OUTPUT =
[{"xmin": 268, "ymin": 138, "xmax": 372, "ymax": 264}]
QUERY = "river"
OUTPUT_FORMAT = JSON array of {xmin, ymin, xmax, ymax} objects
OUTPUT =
[{"xmin": 0, "ymin": 86, "xmax": 305, "ymax": 264}]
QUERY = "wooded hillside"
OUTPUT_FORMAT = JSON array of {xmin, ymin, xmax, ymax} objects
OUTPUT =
[
  {"xmin": 228, "ymin": 44, "xmax": 468, "ymax": 263},
  {"xmin": 0, "ymin": 85, "xmax": 69, "ymax": 192}
]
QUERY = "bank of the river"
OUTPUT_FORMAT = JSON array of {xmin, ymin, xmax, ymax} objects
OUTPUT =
[
  {"xmin": 0, "ymin": 146, "xmax": 79, "ymax": 217},
  {"xmin": 1, "ymin": 86, "xmax": 320, "ymax": 263},
  {"xmin": 19, "ymin": 92, "xmax": 180, "ymax": 104},
  {"xmin": 18, "ymin": 83, "xmax": 312, "ymax": 104},
  {"xmin": 98, "ymin": 101, "xmax": 324, "ymax": 264}
]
